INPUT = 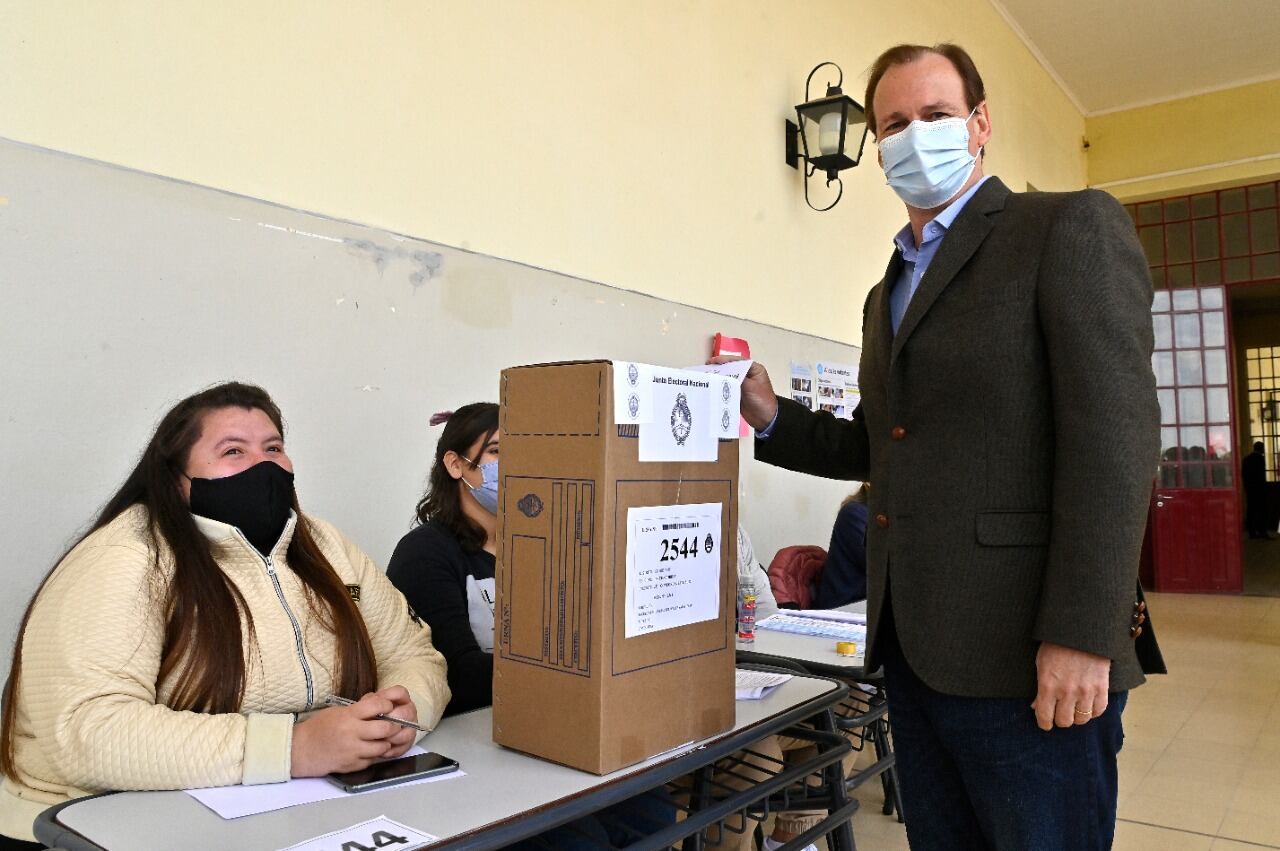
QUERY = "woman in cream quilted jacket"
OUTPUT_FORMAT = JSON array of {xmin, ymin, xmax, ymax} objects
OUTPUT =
[{"xmin": 0, "ymin": 382, "xmax": 450, "ymax": 847}]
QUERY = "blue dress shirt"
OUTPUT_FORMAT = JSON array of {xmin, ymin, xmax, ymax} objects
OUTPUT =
[
  {"xmin": 889, "ymin": 175, "xmax": 990, "ymax": 333},
  {"xmin": 757, "ymin": 175, "xmax": 991, "ymax": 438}
]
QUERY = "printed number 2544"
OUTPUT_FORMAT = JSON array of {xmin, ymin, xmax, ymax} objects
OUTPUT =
[{"xmin": 659, "ymin": 537, "xmax": 699, "ymax": 562}]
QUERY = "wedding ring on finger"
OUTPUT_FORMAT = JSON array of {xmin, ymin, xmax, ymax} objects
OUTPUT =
[{"xmin": 1073, "ymin": 707, "xmax": 1092, "ymax": 717}]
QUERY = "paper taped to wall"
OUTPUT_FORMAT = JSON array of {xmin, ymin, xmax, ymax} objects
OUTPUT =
[
  {"xmin": 815, "ymin": 361, "xmax": 858, "ymax": 419},
  {"xmin": 790, "ymin": 362, "xmax": 815, "ymax": 410}
]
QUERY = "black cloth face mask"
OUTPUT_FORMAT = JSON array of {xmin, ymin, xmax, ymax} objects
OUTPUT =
[{"xmin": 189, "ymin": 460, "xmax": 296, "ymax": 556}]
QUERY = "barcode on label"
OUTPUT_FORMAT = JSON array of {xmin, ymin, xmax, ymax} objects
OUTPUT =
[{"xmin": 662, "ymin": 522, "xmax": 699, "ymax": 530}]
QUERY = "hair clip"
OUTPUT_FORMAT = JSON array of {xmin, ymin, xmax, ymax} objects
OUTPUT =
[{"xmin": 429, "ymin": 410, "xmax": 454, "ymax": 426}]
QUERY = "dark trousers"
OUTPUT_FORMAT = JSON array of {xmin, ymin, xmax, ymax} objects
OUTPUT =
[
  {"xmin": 1245, "ymin": 487, "xmax": 1269, "ymax": 537},
  {"xmin": 880, "ymin": 620, "xmax": 1127, "ymax": 850}
]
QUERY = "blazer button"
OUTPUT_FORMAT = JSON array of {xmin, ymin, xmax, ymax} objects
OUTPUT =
[
  {"xmin": 875, "ymin": 513, "xmax": 890, "ymax": 528},
  {"xmin": 891, "ymin": 426, "xmax": 907, "ymax": 440}
]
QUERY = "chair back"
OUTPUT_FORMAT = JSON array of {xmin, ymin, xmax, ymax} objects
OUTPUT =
[{"xmin": 766, "ymin": 545, "xmax": 827, "ymax": 609}]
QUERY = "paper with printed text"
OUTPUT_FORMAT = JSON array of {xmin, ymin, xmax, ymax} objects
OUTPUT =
[{"xmin": 625, "ymin": 502, "xmax": 723, "ymax": 637}]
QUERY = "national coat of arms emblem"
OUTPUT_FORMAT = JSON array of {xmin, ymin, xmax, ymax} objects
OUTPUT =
[{"xmin": 670, "ymin": 393, "xmax": 693, "ymax": 445}]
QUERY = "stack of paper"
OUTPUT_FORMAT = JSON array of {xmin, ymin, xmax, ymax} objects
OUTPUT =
[
  {"xmin": 792, "ymin": 609, "xmax": 866, "ymax": 625},
  {"xmin": 735, "ymin": 669, "xmax": 792, "ymax": 700},
  {"xmin": 756, "ymin": 612, "xmax": 867, "ymax": 641}
]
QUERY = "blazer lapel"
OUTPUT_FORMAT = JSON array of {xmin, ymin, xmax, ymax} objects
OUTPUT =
[
  {"xmin": 870, "ymin": 252, "xmax": 899, "ymax": 367},
  {"xmin": 891, "ymin": 177, "xmax": 1010, "ymax": 363}
]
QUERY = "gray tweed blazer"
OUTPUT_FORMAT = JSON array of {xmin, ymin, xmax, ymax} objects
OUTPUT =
[{"xmin": 757, "ymin": 177, "xmax": 1160, "ymax": 698}]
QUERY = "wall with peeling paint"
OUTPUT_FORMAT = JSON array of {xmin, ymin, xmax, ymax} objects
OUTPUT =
[
  {"xmin": 0, "ymin": 138, "xmax": 861, "ymax": 667},
  {"xmin": 0, "ymin": 0, "xmax": 1086, "ymax": 345}
]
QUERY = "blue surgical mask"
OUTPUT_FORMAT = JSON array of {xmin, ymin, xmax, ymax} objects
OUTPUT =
[
  {"xmin": 462, "ymin": 458, "xmax": 499, "ymax": 514},
  {"xmin": 878, "ymin": 107, "xmax": 980, "ymax": 210}
]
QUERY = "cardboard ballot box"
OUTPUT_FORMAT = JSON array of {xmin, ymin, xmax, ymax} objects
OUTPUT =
[{"xmin": 492, "ymin": 360, "xmax": 739, "ymax": 774}]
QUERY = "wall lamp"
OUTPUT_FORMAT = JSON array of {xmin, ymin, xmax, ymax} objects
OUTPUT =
[{"xmin": 785, "ymin": 62, "xmax": 870, "ymax": 212}]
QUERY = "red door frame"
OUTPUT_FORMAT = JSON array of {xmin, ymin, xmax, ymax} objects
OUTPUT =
[{"xmin": 1129, "ymin": 179, "xmax": 1280, "ymax": 593}]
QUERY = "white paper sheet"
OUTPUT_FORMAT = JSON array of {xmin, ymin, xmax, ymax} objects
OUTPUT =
[
  {"xmin": 613, "ymin": 361, "xmax": 655, "ymax": 425},
  {"xmin": 756, "ymin": 612, "xmax": 867, "ymax": 642},
  {"xmin": 844, "ymin": 386, "xmax": 861, "ymax": 417},
  {"xmin": 735, "ymin": 669, "xmax": 792, "ymax": 700},
  {"xmin": 278, "ymin": 815, "xmax": 437, "ymax": 851},
  {"xmin": 792, "ymin": 608, "xmax": 867, "ymax": 625},
  {"xmin": 685, "ymin": 359, "xmax": 751, "ymax": 439},
  {"xmin": 185, "ymin": 747, "xmax": 464, "ymax": 820},
  {"xmin": 625, "ymin": 502, "xmax": 723, "ymax": 637},
  {"xmin": 789, "ymin": 362, "xmax": 815, "ymax": 410},
  {"xmin": 637, "ymin": 366, "xmax": 718, "ymax": 461},
  {"xmin": 815, "ymin": 361, "xmax": 858, "ymax": 420}
]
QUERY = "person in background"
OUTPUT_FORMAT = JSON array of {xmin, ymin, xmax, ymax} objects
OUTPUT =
[
  {"xmin": 388, "ymin": 403, "xmax": 499, "ymax": 716},
  {"xmin": 1243, "ymin": 441, "xmax": 1272, "ymax": 540},
  {"xmin": 813, "ymin": 484, "xmax": 870, "ymax": 608},
  {"xmin": 388, "ymin": 404, "xmax": 674, "ymax": 850},
  {"xmin": 0, "ymin": 382, "xmax": 449, "ymax": 849}
]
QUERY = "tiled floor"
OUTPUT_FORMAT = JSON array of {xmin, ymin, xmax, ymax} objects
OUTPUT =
[
  {"xmin": 831, "ymin": 591, "xmax": 1280, "ymax": 849},
  {"xmin": 1244, "ymin": 536, "xmax": 1280, "ymax": 596}
]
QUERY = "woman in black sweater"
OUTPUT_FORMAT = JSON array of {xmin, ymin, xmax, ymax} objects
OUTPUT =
[
  {"xmin": 387, "ymin": 403, "xmax": 499, "ymax": 716},
  {"xmin": 389, "ymin": 403, "xmax": 676, "ymax": 847}
]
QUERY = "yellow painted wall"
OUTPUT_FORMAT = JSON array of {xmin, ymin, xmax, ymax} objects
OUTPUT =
[
  {"xmin": 0, "ymin": 1, "xmax": 1085, "ymax": 344},
  {"xmin": 1087, "ymin": 79, "xmax": 1280, "ymax": 202}
]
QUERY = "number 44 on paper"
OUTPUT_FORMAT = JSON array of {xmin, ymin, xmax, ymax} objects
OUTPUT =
[{"xmin": 279, "ymin": 816, "xmax": 436, "ymax": 851}]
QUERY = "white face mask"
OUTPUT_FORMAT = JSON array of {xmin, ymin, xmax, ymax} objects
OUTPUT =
[{"xmin": 878, "ymin": 107, "xmax": 980, "ymax": 209}]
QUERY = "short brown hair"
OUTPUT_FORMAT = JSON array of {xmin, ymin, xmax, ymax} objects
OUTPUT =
[{"xmin": 864, "ymin": 43, "xmax": 986, "ymax": 137}]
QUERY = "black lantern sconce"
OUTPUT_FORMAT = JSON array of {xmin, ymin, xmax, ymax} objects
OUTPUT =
[{"xmin": 786, "ymin": 62, "xmax": 870, "ymax": 211}]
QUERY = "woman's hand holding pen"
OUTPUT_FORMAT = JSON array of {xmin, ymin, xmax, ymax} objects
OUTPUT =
[
  {"xmin": 289, "ymin": 686, "xmax": 420, "ymax": 776},
  {"xmin": 374, "ymin": 685, "xmax": 419, "ymax": 759}
]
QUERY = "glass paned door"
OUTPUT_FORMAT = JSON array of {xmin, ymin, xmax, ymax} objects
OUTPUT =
[{"xmin": 1149, "ymin": 285, "xmax": 1242, "ymax": 592}]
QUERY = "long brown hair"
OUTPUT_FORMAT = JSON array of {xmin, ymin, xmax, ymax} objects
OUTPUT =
[
  {"xmin": 414, "ymin": 402, "xmax": 498, "ymax": 552},
  {"xmin": 841, "ymin": 482, "xmax": 871, "ymax": 508},
  {"xmin": 1, "ymin": 382, "xmax": 377, "ymax": 779}
]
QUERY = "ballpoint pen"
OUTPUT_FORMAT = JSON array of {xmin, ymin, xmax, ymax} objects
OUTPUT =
[{"xmin": 324, "ymin": 695, "xmax": 426, "ymax": 732}]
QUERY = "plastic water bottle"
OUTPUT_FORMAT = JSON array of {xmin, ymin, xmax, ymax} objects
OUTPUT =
[{"xmin": 737, "ymin": 579, "xmax": 757, "ymax": 644}]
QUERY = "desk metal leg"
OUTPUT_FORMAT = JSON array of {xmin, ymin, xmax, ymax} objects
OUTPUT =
[
  {"xmin": 811, "ymin": 709, "xmax": 856, "ymax": 851},
  {"xmin": 680, "ymin": 765, "xmax": 713, "ymax": 851},
  {"xmin": 871, "ymin": 718, "xmax": 904, "ymax": 823},
  {"xmin": 660, "ymin": 729, "xmax": 855, "ymax": 851}
]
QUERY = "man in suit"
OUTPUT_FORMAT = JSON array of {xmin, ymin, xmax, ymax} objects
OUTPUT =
[{"xmin": 735, "ymin": 44, "xmax": 1160, "ymax": 849}]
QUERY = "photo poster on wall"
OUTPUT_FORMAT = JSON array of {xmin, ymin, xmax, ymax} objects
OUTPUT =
[
  {"xmin": 814, "ymin": 361, "xmax": 859, "ymax": 420},
  {"xmin": 790, "ymin": 361, "xmax": 815, "ymax": 410}
]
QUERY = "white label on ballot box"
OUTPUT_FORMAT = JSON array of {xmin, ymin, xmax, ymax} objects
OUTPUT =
[
  {"xmin": 279, "ymin": 815, "xmax": 436, "ymax": 851},
  {"xmin": 613, "ymin": 361, "xmax": 655, "ymax": 424},
  {"xmin": 637, "ymin": 366, "xmax": 718, "ymax": 462},
  {"xmin": 625, "ymin": 502, "xmax": 722, "ymax": 637}
]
